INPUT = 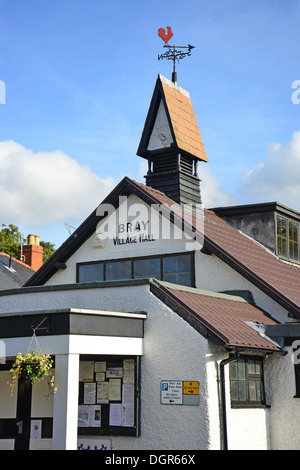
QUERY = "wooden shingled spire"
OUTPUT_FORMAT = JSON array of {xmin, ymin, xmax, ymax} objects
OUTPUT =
[{"xmin": 137, "ymin": 74, "xmax": 208, "ymax": 206}]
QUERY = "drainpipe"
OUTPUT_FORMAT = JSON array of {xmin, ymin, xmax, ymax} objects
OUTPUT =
[{"xmin": 219, "ymin": 350, "xmax": 241, "ymax": 450}]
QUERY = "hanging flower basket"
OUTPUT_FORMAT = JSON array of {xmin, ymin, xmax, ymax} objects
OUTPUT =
[{"xmin": 8, "ymin": 351, "xmax": 57, "ymax": 397}]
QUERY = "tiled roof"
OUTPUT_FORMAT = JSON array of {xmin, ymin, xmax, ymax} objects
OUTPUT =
[
  {"xmin": 129, "ymin": 179, "xmax": 300, "ymax": 318},
  {"xmin": 24, "ymin": 177, "xmax": 300, "ymax": 321},
  {"xmin": 160, "ymin": 76, "xmax": 208, "ymax": 162},
  {"xmin": 150, "ymin": 280, "xmax": 281, "ymax": 351},
  {"xmin": 203, "ymin": 208, "xmax": 300, "ymax": 317}
]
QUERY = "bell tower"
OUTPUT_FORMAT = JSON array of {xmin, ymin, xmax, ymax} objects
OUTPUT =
[{"xmin": 137, "ymin": 75, "xmax": 208, "ymax": 206}]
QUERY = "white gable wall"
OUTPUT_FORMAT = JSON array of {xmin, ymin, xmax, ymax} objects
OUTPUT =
[
  {"xmin": 45, "ymin": 194, "xmax": 199, "ymax": 286},
  {"xmin": 46, "ymin": 194, "xmax": 291, "ymax": 326}
]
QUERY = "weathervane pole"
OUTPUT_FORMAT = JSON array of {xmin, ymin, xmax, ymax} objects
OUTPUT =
[
  {"xmin": 157, "ymin": 26, "xmax": 195, "ymax": 84},
  {"xmin": 172, "ymin": 46, "xmax": 177, "ymax": 84}
]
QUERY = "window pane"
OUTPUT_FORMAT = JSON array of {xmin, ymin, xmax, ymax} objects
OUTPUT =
[
  {"xmin": 289, "ymin": 222, "xmax": 299, "ymax": 261},
  {"xmin": 249, "ymin": 380, "xmax": 256, "ymax": 401},
  {"xmin": 255, "ymin": 361, "xmax": 261, "ymax": 375},
  {"xmin": 106, "ymin": 261, "xmax": 132, "ymax": 281},
  {"xmin": 256, "ymin": 381, "xmax": 262, "ymax": 401},
  {"xmin": 163, "ymin": 254, "xmax": 192, "ymax": 286},
  {"xmin": 248, "ymin": 360, "xmax": 255, "ymax": 374},
  {"xmin": 230, "ymin": 362, "xmax": 237, "ymax": 380},
  {"xmin": 238, "ymin": 381, "xmax": 247, "ymax": 401},
  {"xmin": 249, "ymin": 380, "xmax": 263, "ymax": 402},
  {"xmin": 277, "ymin": 216, "xmax": 287, "ymax": 257},
  {"xmin": 134, "ymin": 258, "xmax": 161, "ymax": 279},
  {"xmin": 230, "ymin": 380, "xmax": 238, "ymax": 401},
  {"xmin": 78, "ymin": 263, "xmax": 103, "ymax": 282},
  {"xmin": 237, "ymin": 361, "xmax": 245, "ymax": 379},
  {"xmin": 230, "ymin": 378, "xmax": 247, "ymax": 401}
]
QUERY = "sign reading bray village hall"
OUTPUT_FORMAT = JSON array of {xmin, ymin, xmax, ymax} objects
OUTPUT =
[
  {"xmin": 93, "ymin": 195, "xmax": 204, "ymax": 251},
  {"xmin": 114, "ymin": 220, "xmax": 155, "ymax": 246}
]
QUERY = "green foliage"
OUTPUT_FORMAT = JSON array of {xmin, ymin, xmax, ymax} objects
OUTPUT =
[
  {"xmin": 0, "ymin": 224, "xmax": 25, "ymax": 258},
  {"xmin": 8, "ymin": 351, "xmax": 57, "ymax": 397},
  {"xmin": 40, "ymin": 240, "xmax": 56, "ymax": 263},
  {"xmin": 0, "ymin": 224, "xmax": 55, "ymax": 263}
]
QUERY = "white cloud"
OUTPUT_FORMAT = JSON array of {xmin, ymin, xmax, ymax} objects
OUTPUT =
[
  {"xmin": 239, "ymin": 130, "xmax": 300, "ymax": 211},
  {"xmin": 0, "ymin": 140, "xmax": 116, "ymax": 227},
  {"xmin": 200, "ymin": 165, "xmax": 238, "ymax": 208}
]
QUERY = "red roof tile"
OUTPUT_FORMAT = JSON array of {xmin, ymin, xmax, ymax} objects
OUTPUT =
[
  {"xmin": 160, "ymin": 77, "xmax": 208, "ymax": 162},
  {"xmin": 151, "ymin": 280, "xmax": 280, "ymax": 351}
]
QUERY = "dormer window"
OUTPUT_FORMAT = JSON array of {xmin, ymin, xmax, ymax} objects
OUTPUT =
[{"xmin": 277, "ymin": 216, "xmax": 299, "ymax": 262}]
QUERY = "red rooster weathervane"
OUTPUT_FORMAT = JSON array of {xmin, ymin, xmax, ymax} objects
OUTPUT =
[
  {"xmin": 158, "ymin": 26, "xmax": 173, "ymax": 45},
  {"xmin": 157, "ymin": 26, "xmax": 195, "ymax": 84}
]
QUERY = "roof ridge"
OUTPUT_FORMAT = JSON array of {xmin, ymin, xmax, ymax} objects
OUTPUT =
[
  {"xmin": 158, "ymin": 74, "xmax": 191, "ymax": 98},
  {"xmin": 150, "ymin": 279, "xmax": 247, "ymax": 303}
]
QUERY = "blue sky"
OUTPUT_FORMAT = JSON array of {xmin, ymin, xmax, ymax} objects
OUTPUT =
[{"xmin": 0, "ymin": 0, "xmax": 300, "ymax": 248}]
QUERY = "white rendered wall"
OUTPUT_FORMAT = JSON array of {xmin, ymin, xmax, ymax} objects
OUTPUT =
[
  {"xmin": 0, "ymin": 284, "xmax": 213, "ymax": 450},
  {"xmin": 264, "ymin": 348, "xmax": 300, "ymax": 450},
  {"xmin": 0, "ymin": 283, "xmax": 279, "ymax": 450}
]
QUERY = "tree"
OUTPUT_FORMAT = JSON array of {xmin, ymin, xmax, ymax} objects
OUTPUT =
[
  {"xmin": 0, "ymin": 224, "xmax": 25, "ymax": 259},
  {"xmin": 0, "ymin": 224, "xmax": 56, "ymax": 263},
  {"xmin": 40, "ymin": 240, "xmax": 56, "ymax": 263}
]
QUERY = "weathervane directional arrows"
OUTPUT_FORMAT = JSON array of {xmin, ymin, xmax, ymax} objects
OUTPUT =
[{"xmin": 157, "ymin": 26, "xmax": 195, "ymax": 84}]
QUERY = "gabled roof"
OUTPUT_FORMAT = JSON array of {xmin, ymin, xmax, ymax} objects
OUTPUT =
[
  {"xmin": 150, "ymin": 279, "xmax": 281, "ymax": 351},
  {"xmin": 137, "ymin": 75, "xmax": 208, "ymax": 162},
  {"xmin": 0, "ymin": 253, "xmax": 34, "ymax": 289},
  {"xmin": 24, "ymin": 177, "xmax": 300, "ymax": 319}
]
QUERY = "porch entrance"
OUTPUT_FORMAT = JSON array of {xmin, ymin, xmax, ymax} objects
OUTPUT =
[{"xmin": 0, "ymin": 362, "xmax": 53, "ymax": 450}]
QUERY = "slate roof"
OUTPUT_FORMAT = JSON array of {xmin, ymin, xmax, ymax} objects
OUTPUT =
[
  {"xmin": 0, "ymin": 253, "xmax": 34, "ymax": 289},
  {"xmin": 150, "ymin": 280, "xmax": 281, "ymax": 351},
  {"xmin": 24, "ymin": 176, "xmax": 300, "ymax": 321}
]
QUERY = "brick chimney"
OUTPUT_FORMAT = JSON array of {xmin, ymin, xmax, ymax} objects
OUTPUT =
[{"xmin": 18, "ymin": 234, "xmax": 43, "ymax": 271}]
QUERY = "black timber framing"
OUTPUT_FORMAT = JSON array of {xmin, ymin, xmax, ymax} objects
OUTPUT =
[
  {"xmin": 0, "ymin": 308, "xmax": 146, "ymax": 339},
  {"xmin": 145, "ymin": 163, "xmax": 202, "ymax": 206}
]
